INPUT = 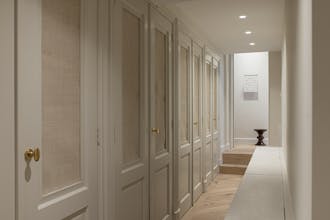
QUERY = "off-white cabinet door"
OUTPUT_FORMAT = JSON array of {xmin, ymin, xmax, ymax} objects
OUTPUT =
[
  {"xmin": 111, "ymin": 0, "xmax": 149, "ymax": 219},
  {"xmin": 177, "ymin": 32, "xmax": 193, "ymax": 217},
  {"xmin": 192, "ymin": 42, "xmax": 203, "ymax": 202},
  {"xmin": 17, "ymin": 0, "xmax": 98, "ymax": 220},
  {"xmin": 203, "ymin": 54, "xmax": 213, "ymax": 186},
  {"xmin": 149, "ymin": 6, "xmax": 173, "ymax": 220},
  {"xmin": 212, "ymin": 58, "xmax": 220, "ymax": 175}
]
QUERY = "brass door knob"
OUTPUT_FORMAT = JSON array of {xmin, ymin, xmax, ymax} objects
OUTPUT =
[
  {"xmin": 24, "ymin": 148, "xmax": 40, "ymax": 162},
  {"xmin": 151, "ymin": 128, "xmax": 160, "ymax": 134}
]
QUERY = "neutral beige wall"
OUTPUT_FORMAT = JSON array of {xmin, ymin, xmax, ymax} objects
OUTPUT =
[
  {"xmin": 0, "ymin": 0, "xmax": 15, "ymax": 219},
  {"xmin": 269, "ymin": 51, "xmax": 282, "ymax": 146},
  {"xmin": 283, "ymin": 0, "xmax": 312, "ymax": 219},
  {"xmin": 312, "ymin": 1, "xmax": 330, "ymax": 219}
]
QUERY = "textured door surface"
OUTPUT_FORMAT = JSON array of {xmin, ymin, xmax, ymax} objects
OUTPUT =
[
  {"xmin": 149, "ymin": 6, "xmax": 173, "ymax": 220},
  {"xmin": 192, "ymin": 43, "xmax": 203, "ymax": 202},
  {"xmin": 111, "ymin": 1, "xmax": 149, "ymax": 219},
  {"xmin": 17, "ymin": 0, "xmax": 98, "ymax": 219},
  {"xmin": 177, "ymin": 32, "xmax": 193, "ymax": 217},
  {"xmin": 204, "ymin": 54, "xmax": 213, "ymax": 186}
]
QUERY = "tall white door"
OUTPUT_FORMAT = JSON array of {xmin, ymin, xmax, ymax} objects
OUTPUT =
[
  {"xmin": 17, "ymin": 0, "xmax": 98, "ymax": 220},
  {"xmin": 177, "ymin": 32, "xmax": 193, "ymax": 217},
  {"xmin": 111, "ymin": 0, "xmax": 149, "ymax": 219},
  {"xmin": 203, "ymin": 53, "xmax": 213, "ymax": 186},
  {"xmin": 212, "ymin": 58, "xmax": 220, "ymax": 175},
  {"xmin": 192, "ymin": 42, "xmax": 203, "ymax": 202},
  {"xmin": 149, "ymin": 6, "xmax": 173, "ymax": 220}
]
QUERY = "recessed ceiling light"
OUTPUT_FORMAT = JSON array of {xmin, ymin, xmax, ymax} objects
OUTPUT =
[
  {"xmin": 239, "ymin": 15, "xmax": 247, "ymax": 19},
  {"xmin": 245, "ymin": 31, "xmax": 252, "ymax": 35},
  {"xmin": 249, "ymin": 42, "xmax": 256, "ymax": 46}
]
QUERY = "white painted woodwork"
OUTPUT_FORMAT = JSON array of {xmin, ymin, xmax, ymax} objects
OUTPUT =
[
  {"xmin": 212, "ymin": 58, "xmax": 220, "ymax": 175},
  {"xmin": 225, "ymin": 147, "xmax": 285, "ymax": 220},
  {"xmin": 149, "ymin": 6, "xmax": 173, "ymax": 220},
  {"xmin": 17, "ymin": 0, "xmax": 98, "ymax": 219},
  {"xmin": 111, "ymin": 0, "xmax": 149, "ymax": 219},
  {"xmin": 192, "ymin": 42, "xmax": 203, "ymax": 202},
  {"xmin": 0, "ymin": 0, "xmax": 15, "ymax": 219},
  {"xmin": 177, "ymin": 31, "xmax": 193, "ymax": 218},
  {"xmin": 203, "ymin": 53, "xmax": 213, "ymax": 186}
]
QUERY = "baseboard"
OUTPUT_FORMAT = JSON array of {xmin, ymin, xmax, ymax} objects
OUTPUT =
[{"xmin": 234, "ymin": 137, "xmax": 269, "ymax": 145}]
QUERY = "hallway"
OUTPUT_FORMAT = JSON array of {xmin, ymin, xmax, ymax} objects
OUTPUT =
[
  {"xmin": 182, "ymin": 174, "xmax": 242, "ymax": 220},
  {"xmin": 1, "ymin": 0, "xmax": 330, "ymax": 220}
]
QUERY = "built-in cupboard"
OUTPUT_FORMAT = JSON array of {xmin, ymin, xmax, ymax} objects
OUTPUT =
[
  {"xmin": 109, "ymin": 0, "xmax": 222, "ymax": 219},
  {"xmin": 175, "ymin": 24, "xmax": 222, "ymax": 218}
]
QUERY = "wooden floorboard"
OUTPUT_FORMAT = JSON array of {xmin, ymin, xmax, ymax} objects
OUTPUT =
[{"xmin": 182, "ymin": 174, "xmax": 243, "ymax": 220}]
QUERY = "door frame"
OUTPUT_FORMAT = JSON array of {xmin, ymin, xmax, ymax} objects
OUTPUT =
[{"xmin": 0, "ymin": 0, "xmax": 15, "ymax": 219}]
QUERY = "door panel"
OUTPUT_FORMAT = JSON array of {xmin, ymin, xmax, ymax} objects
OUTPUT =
[
  {"xmin": 177, "ymin": 32, "xmax": 192, "ymax": 217},
  {"xmin": 204, "ymin": 55, "xmax": 213, "ymax": 186},
  {"xmin": 212, "ymin": 59, "xmax": 220, "ymax": 175},
  {"xmin": 149, "ymin": 6, "xmax": 173, "ymax": 220},
  {"xmin": 42, "ymin": 0, "xmax": 82, "ymax": 194},
  {"xmin": 192, "ymin": 43, "xmax": 203, "ymax": 202},
  {"xmin": 17, "ymin": 0, "xmax": 98, "ymax": 219},
  {"xmin": 111, "ymin": 1, "xmax": 149, "ymax": 220}
]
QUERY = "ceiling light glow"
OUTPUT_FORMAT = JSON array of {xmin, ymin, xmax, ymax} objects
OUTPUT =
[
  {"xmin": 245, "ymin": 31, "xmax": 252, "ymax": 35},
  {"xmin": 239, "ymin": 15, "xmax": 247, "ymax": 19},
  {"xmin": 249, "ymin": 42, "xmax": 256, "ymax": 46}
]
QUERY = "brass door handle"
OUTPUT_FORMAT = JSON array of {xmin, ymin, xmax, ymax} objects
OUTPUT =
[
  {"xmin": 25, "ymin": 148, "xmax": 40, "ymax": 162},
  {"xmin": 151, "ymin": 128, "xmax": 160, "ymax": 134}
]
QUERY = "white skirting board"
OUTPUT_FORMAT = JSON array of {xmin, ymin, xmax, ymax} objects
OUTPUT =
[{"xmin": 234, "ymin": 137, "xmax": 269, "ymax": 145}]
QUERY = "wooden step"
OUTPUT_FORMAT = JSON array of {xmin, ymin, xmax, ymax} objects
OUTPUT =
[
  {"xmin": 223, "ymin": 152, "xmax": 252, "ymax": 165},
  {"xmin": 219, "ymin": 164, "xmax": 247, "ymax": 175}
]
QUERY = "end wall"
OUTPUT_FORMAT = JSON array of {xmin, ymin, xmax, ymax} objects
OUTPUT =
[
  {"xmin": 269, "ymin": 51, "xmax": 282, "ymax": 146},
  {"xmin": 234, "ymin": 52, "xmax": 269, "ymax": 145}
]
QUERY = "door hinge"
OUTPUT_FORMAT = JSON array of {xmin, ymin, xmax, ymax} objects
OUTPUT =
[{"xmin": 97, "ymin": 128, "xmax": 101, "ymax": 147}]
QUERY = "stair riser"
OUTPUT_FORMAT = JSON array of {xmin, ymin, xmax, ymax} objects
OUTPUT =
[
  {"xmin": 220, "ymin": 166, "xmax": 246, "ymax": 175},
  {"xmin": 223, "ymin": 154, "xmax": 252, "ymax": 165}
]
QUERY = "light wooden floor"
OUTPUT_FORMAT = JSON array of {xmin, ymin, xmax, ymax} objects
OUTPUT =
[{"xmin": 182, "ymin": 174, "xmax": 243, "ymax": 220}]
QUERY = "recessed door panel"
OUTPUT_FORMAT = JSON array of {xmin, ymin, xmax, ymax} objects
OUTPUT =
[
  {"xmin": 179, "ymin": 46, "xmax": 190, "ymax": 145},
  {"xmin": 17, "ymin": 0, "xmax": 98, "ymax": 219},
  {"xmin": 42, "ymin": 0, "xmax": 82, "ymax": 194},
  {"xmin": 149, "ymin": 7, "xmax": 172, "ymax": 220},
  {"xmin": 122, "ymin": 8, "xmax": 142, "ymax": 164}
]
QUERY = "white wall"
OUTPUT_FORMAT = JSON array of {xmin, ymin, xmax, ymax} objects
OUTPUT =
[
  {"xmin": 234, "ymin": 52, "xmax": 269, "ymax": 145},
  {"xmin": 269, "ymin": 51, "xmax": 282, "ymax": 146},
  {"xmin": 312, "ymin": 1, "xmax": 330, "ymax": 219},
  {"xmin": 0, "ymin": 0, "xmax": 15, "ymax": 219},
  {"xmin": 282, "ymin": 0, "xmax": 312, "ymax": 219}
]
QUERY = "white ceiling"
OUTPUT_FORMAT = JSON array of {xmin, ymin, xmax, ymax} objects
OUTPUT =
[{"xmin": 162, "ymin": 0, "xmax": 284, "ymax": 54}]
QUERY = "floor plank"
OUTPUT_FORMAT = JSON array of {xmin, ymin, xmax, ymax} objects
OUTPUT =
[{"xmin": 182, "ymin": 174, "xmax": 243, "ymax": 220}]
